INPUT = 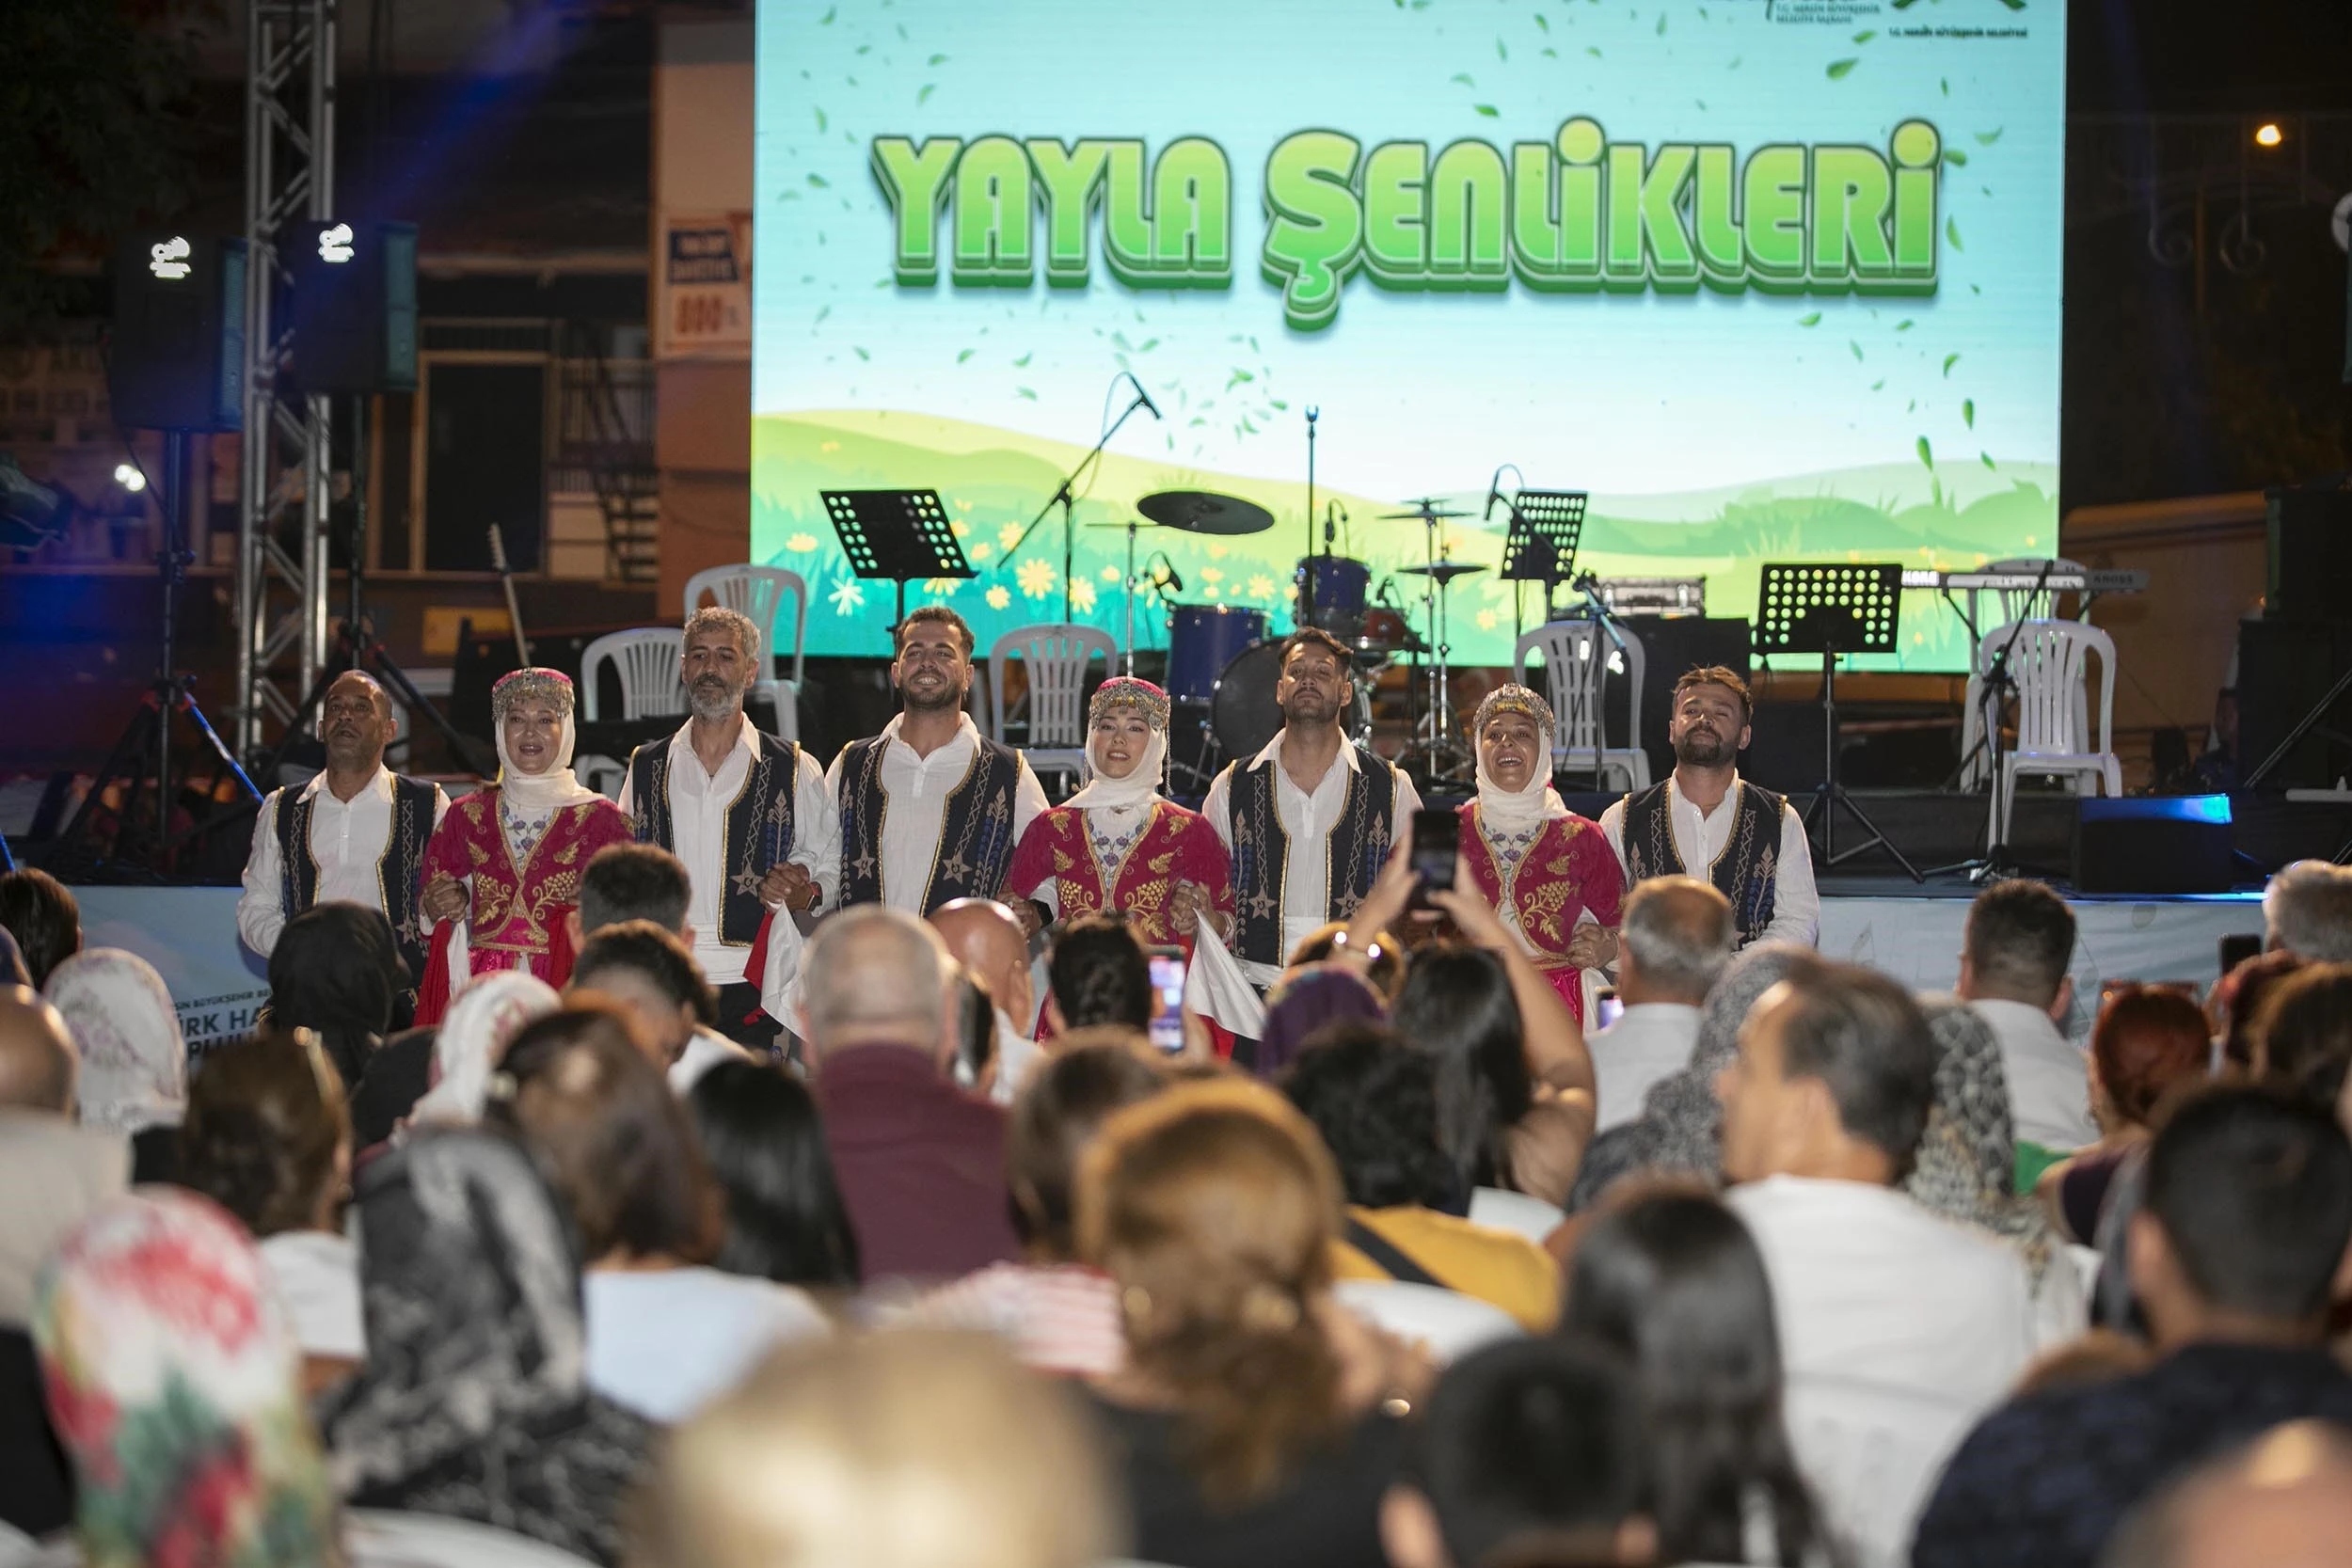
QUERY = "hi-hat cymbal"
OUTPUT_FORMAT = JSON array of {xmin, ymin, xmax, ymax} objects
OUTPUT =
[
  {"xmin": 1396, "ymin": 562, "xmax": 1488, "ymax": 585},
  {"xmin": 1380, "ymin": 497, "xmax": 1472, "ymax": 520},
  {"xmin": 1136, "ymin": 490, "xmax": 1276, "ymax": 536}
]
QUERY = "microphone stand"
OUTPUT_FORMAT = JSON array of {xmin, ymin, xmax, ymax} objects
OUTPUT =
[
  {"xmin": 1302, "ymin": 406, "xmax": 1320, "ymax": 626},
  {"xmin": 1927, "ymin": 557, "xmax": 2056, "ymax": 882},
  {"xmin": 1004, "ymin": 385, "xmax": 1152, "ymax": 621}
]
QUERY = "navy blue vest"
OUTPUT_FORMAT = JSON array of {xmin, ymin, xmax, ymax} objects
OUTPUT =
[
  {"xmin": 1618, "ymin": 779, "xmax": 1785, "ymax": 948},
  {"xmin": 276, "ymin": 774, "xmax": 437, "ymax": 982},
  {"xmin": 626, "ymin": 728, "xmax": 803, "ymax": 947},
  {"xmin": 1225, "ymin": 745, "xmax": 1398, "ymax": 967},
  {"xmin": 836, "ymin": 731, "xmax": 1024, "ymax": 914}
]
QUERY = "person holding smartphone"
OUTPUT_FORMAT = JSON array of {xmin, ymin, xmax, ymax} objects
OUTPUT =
[{"xmin": 1455, "ymin": 684, "xmax": 1628, "ymax": 1025}]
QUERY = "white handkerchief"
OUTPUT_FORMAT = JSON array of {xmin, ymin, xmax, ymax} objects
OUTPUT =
[{"xmin": 1184, "ymin": 921, "xmax": 1266, "ymax": 1038}]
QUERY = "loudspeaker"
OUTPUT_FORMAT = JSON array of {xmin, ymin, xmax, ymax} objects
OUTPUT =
[
  {"xmin": 2265, "ymin": 484, "xmax": 2352, "ymax": 624},
  {"xmin": 108, "ymin": 233, "xmax": 246, "ymax": 431},
  {"xmin": 2074, "ymin": 796, "xmax": 2236, "ymax": 895},
  {"xmin": 2238, "ymin": 618, "xmax": 2352, "ymax": 790},
  {"xmin": 287, "ymin": 220, "xmax": 419, "ymax": 393}
]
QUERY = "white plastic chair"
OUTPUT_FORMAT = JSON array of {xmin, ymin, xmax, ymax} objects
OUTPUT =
[
  {"xmin": 1982, "ymin": 619, "xmax": 2122, "ymax": 847},
  {"xmin": 1783, "ymin": 1374, "xmax": 1980, "ymax": 1568},
  {"xmin": 1514, "ymin": 620, "xmax": 1650, "ymax": 790},
  {"xmin": 989, "ymin": 623, "xmax": 1116, "ymax": 784},
  {"xmin": 1468, "ymin": 1186, "xmax": 1566, "ymax": 1245},
  {"xmin": 575, "ymin": 752, "xmax": 627, "ymax": 800},
  {"xmin": 685, "ymin": 564, "xmax": 809, "ymax": 741},
  {"xmin": 1331, "ymin": 1279, "xmax": 1523, "ymax": 1364},
  {"xmin": 580, "ymin": 627, "xmax": 688, "ymax": 722},
  {"xmin": 1958, "ymin": 559, "xmax": 2090, "ymax": 789}
]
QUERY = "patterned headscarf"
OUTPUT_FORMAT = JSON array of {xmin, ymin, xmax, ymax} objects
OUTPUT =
[
  {"xmin": 43, "ymin": 949, "xmax": 187, "ymax": 1135},
  {"xmin": 1063, "ymin": 677, "xmax": 1172, "ymax": 814},
  {"xmin": 33, "ymin": 1190, "xmax": 341, "ymax": 1568},
  {"xmin": 1254, "ymin": 966, "xmax": 1389, "ymax": 1080},
  {"xmin": 1569, "ymin": 942, "xmax": 1814, "ymax": 1211},
  {"xmin": 1907, "ymin": 997, "xmax": 2062, "ymax": 1286},
  {"xmin": 316, "ymin": 1127, "xmax": 652, "ymax": 1565},
  {"xmin": 408, "ymin": 972, "xmax": 562, "ymax": 1127},
  {"xmin": 1471, "ymin": 683, "xmax": 1567, "ymax": 834}
]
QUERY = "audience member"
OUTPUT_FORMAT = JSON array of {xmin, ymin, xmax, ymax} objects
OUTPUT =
[
  {"xmin": 1956, "ymin": 879, "xmax": 2094, "ymax": 1164},
  {"xmin": 1379, "ymin": 1337, "xmax": 1657, "ymax": 1568},
  {"xmin": 1588, "ymin": 876, "xmax": 1730, "ymax": 1133},
  {"xmin": 317, "ymin": 1128, "xmax": 654, "ymax": 1565},
  {"xmin": 1288, "ymin": 919, "xmax": 1407, "ymax": 1005},
  {"xmin": 0, "ymin": 868, "xmax": 81, "ymax": 990},
  {"xmin": 1257, "ymin": 965, "xmax": 1389, "ymax": 1079},
  {"xmin": 907, "ymin": 1042, "xmax": 1168, "ymax": 1375},
  {"xmin": 0, "ymin": 927, "xmax": 27, "ymax": 988},
  {"xmin": 2039, "ymin": 984, "xmax": 2210, "ymax": 1244},
  {"xmin": 1716, "ymin": 958, "xmax": 2037, "ymax": 1564},
  {"xmin": 41, "ymin": 947, "xmax": 185, "ymax": 1180},
  {"xmin": 403, "ymin": 970, "xmax": 562, "ymax": 1129},
  {"xmin": 2098, "ymin": 1420, "xmax": 2352, "ymax": 1568},
  {"xmin": 2263, "ymin": 860, "xmax": 2352, "ymax": 962},
  {"xmin": 1046, "ymin": 914, "xmax": 1152, "ymax": 1034},
  {"xmin": 2212, "ymin": 947, "xmax": 2307, "ymax": 1070},
  {"xmin": 642, "ymin": 1331, "xmax": 1120, "ymax": 1568},
  {"xmin": 568, "ymin": 918, "xmax": 741, "ymax": 1087},
  {"xmin": 266, "ymin": 902, "xmax": 401, "ymax": 1093},
  {"xmin": 0, "ymin": 987, "xmax": 126, "ymax": 1326},
  {"xmin": 802, "ymin": 905, "xmax": 1021, "ymax": 1282},
  {"xmin": 686, "ymin": 1057, "xmax": 862, "ymax": 1291},
  {"xmin": 1914, "ymin": 1084, "xmax": 2352, "ymax": 1568},
  {"xmin": 1077, "ymin": 1077, "xmax": 1422, "ymax": 1568},
  {"xmin": 570, "ymin": 839, "xmax": 695, "ymax": 951},
  {"xmin": 949, "ymin": 964, "xmax": 999, "ymax": 1094},
  {"xmin": 180, "ymin": 1026, "xmax": 363, "ymax": 1371},
  {"xmin": 2251, "ymin": 961, "xmax": 2352, "ymax": 1120},
  {"xmin": 1571, "ymin": 942, "xmax": 1811, "ymax": 1211},
  {"xmin": 1285, "ymin": 1022, "xmax": 1561, "ymax": 1331},
  {"xmin": 1561, "ymin": 1183, "xmax": 1830, "ymax": 1567},
  {"xmin": 1908, "ymin": 999, "xmax": 2088, "ymax": 1341},
  {"xmin": 931, "ymin": 896, "xmax": 1041, "ymax": 1101},
  {"xmin": 485, "ymin": 1005, "xmax": 827, "ymax": 1422}
]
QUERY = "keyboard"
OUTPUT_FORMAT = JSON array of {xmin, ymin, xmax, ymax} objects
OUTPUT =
[{"xmin": 1899, "ymin": 568, "xmax": 2149, "ymax": 594}]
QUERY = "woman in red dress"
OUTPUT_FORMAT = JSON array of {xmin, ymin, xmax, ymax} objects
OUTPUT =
[
  {"xmin": 1006, "ymin": 676, "xmax": 1232, "ymax": 954},
  {"xmin": 413, "ymin": 668, "xmax": 634, "ymax": 1023}
]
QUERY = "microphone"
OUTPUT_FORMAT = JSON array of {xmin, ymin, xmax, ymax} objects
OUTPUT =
[
  {"xmin": 1152, "ymin": 558, "xmax": 1185, "ymax": 594},
  {"xmin": 1126, "ymin": 372, "xmax": 1164, "ymax": 421},
  {"xmin": 1483, "ymin": 465, "xmax": 1506, "ymax": 525},
  {"xmin": 1325, "ymin": 499, "xmax": 1344, "ymax": 550}
]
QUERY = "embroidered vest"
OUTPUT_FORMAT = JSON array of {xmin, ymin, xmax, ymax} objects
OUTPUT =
[
  {"xmin": 626, "ymin": 730, "xmax": 802, "ymax": 946},
  {"xmin": 836, "ymin": 732, "xmax": 1024, "ymax": 914},
  {"xmin": 1226, "ymin": 746, "xmax": 1397, "ymax": 967},
  {"xmin": 1618, "ymin": 779, "xmax": 1784, "ymax": 947},
  {"xmin": 277, "ymin": 775, "xmax": 437, "ymax": 980}
]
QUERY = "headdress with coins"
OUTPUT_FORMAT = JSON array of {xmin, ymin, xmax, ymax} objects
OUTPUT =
[
  {"xmin": 1471, "ymin": 682, "xmax": 1567, "ymax": 832},
  {"xmin": 1471, "ymin": 683, "xmax": 1556, "ymax": 746},
  {"xmin": 490, "ymin": 667, "xmax": 576, "ymax": 724},
  {"xmin": 1089, "ymin": 675, "xmax": 1171, "ymax": 732},
  {"xmin": 1065, "ymin": 677, "xmax": 1171, "ymax": 813}
]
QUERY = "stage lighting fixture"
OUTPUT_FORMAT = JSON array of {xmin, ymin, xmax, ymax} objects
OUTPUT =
[
  {"xmin": 2254, "ymin": 122, "xmax": 2283, "ymax": 148},
  {"xmin": 113, "ymin": 463, "xmax": 146, "ymax": 493}
]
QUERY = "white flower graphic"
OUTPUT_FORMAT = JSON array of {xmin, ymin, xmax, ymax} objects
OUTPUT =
[
  {"xmin": 925, "ymin": 578, "xmax": 961, "ymax": 595},
  {"xmin": 967, "ymin": 543, "xmax": 993, "ymax": 563},
  {"xmin": 1100, "ymin": 565, "xmax": 1121, "ymax": 583},
  {"xmin": 785, "ymin": 532, "xmax": 818, "ymax": 554},
  {"xmin": 1247, "ymin": 574, "xmax": 1275, "ymax": 600},
  {"xmin": 1475, "ymin": 609, "xmax": 1499, "ymax": 631},
  {"xmin": 998, "ymin": 523, "xmax": 1025, "ymax": 551},
  {"xmin": 1071, "ymin": 579, "xmax": 1098, "ymax": 613},
  {"xmin": 986, "ymin": 585, "xmax": 1011, "ymax": 610},
  {"xmin": 1200, "ymin": 567, "xmax": 1223, "ymax": 585},
  {"xmin": 950, "ymin": 520, "xmax": 970, "ymax": 538},
  {"xmin": 1207, "ymin": 543, "xmax": 1230, "ymax": 561},
  {"xmin": 828, "ymin": 580, "xmax": 866, "ymax": 615},
  {"xmin": 1017, "ymin": 559, "xmax": 1057, "ymax": 599}
]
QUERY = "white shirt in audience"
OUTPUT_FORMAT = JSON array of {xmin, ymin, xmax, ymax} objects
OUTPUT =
[
  {"xmin": 584, "ymin": 1265, "xmax": 829, "ymax": 1422},
  {"xmin": 1724, "ymin": 1175, "xmax": 2037, "ymax": 1411},
  {"xmin": 1967, "ymin": 998, "xmax": 2099, "ymax": 1151},
  {"xmin": 669, "ymin": 1026, "xmax": 755, "ymax": 1094},
  {"xmin": 259, "ymin": 1229, "xmax": 365, "ymax": 1360},
  {"xmin": 1587, "ymin": 1003, "xmax": 1703, "ymax": 1132}
]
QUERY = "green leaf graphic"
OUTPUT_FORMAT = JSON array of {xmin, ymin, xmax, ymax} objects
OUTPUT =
[
  {"xmin": 1797, "ymin": 311, "xmax": 1821, "ymax": 326},
  {"xmin": 956, "ymin": 349, "xmax": 974, "ymax": 363},
  {"xmin": 1962, "ymin": 399, "xmax": 1976, "ymax": 428},
  {"xmin": 1943, "ymin": 148, "xmax": 1968, "ymax": 167},
  {"xmin": 1946, "ymin": 216, "xmax": 1963, "ymax": 251},
  {"xmin": 1943, "ymin": 353, "xmax": 1961, "ymax": 376},
  {"xmin": 1850, "ymin": 341, "xmax": 1865, "ymax": 361},
  {"xmin": 1474, "ymin": 103, "xmax": 1501, "ymax": 117},
  {"xmin": 916, "ymin": 84, "xmax": 934, "ymax": 103},
  {"xmin": 1852, "ymin": 28, "xmax": 1876, "ymax": 42},
  {"xmin": 1975, "ymin": 128, "xmax": 2004, "ymax": 145},
  {"xmin": 1981, "ymin": 451, "xmax": 1997, "ymax": 468},
  {"xmin": 1916, "ymin": 436, "xmax": 1935, "ymax": 469},
  {"xmin": 1016, "ymin": 387, "xmax": 1037, "ymax": 400},
  {"xmin": 1827, "ymin": 58, "xmax": 1858, "ymax": 79},
  {"xmin": 1453, "ymin": 72, "xmax": 1476, "ymax": 86}
]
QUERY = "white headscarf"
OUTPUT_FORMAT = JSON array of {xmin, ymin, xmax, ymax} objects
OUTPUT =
[
  {"xmin": 409, "ymin": 972, "xmax": 562, "ymax": 1126},
  {"xmin": 490, "ymin": 670, "xmax": 598, "ymax": 816},
  {"xmin": 1472, "ymin": 684, "xmax": 1570, "ymax": 835},
  {"xmin": 1062, "ymin": 726, "xmax": 1168, "ymax": 815},
  {"xmin": 43, "ymin": 949, "xmax": 186, "ymax": 1134}
]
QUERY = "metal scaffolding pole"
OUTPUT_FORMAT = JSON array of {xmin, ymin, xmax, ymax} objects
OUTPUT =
[{"xmin": 234, "ymin": 0, "xmax": 337, "ymax": 763}]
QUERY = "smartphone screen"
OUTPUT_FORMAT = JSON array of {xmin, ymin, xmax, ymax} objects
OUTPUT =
[
  {"xmin": 1409, "ymin": 808, "xmax": 1460, "ymax": 906},
  {"xmin": 2218, "ymin": 933, "xmax": 2261, "ymax": 977},
  {"xmin": 1594, "ymin": 987, "xmax": 1624, "ymax": 1030},
  {"xmin": 1148, "ymin": 947, "xmax": 1187, "ymax": 1053}
]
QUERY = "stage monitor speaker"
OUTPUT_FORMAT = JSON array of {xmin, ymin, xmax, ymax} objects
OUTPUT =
[
  {"xmin": 286, "ymin": 220, "xmax": 419, "ymax": 393},
  {"xmin": 108, "ymin": 233, "xmax": 246, "ymax": 432},
  {"xmin": 2238, "ymin": 618, "xmax": 2352, "ymax": 791},
  {"xmin": 2074, "ymin": 795, "xmax": 2235, "ymax": 895},
  {"xmin": 2265, "ymin": 483, "xmax": 2352, "ymax": 624}
]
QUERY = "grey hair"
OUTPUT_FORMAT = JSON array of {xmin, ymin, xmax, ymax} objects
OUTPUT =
[
  {"xmin": 684, "ymin": 605, "xmax": 762, "ymax": 664},
  {"xmin": 1618, "ymin": 876, "xmax": 1734, "ymax": 1002},
  {"xmin": 803, "ymin": 905, "xmax": 951, "ymax": 1045},
  {"xmin": 2264, "ymin": 861, "xmax": 2352, "ymax": 963}
]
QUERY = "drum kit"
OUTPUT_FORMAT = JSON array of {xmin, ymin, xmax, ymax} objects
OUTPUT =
[{"xmin": 1106, "ymin": 486, "xmax": 1489, "ymax": 788}]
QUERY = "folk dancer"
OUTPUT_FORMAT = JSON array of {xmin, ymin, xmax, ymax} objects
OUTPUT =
[
  {"xmin": 616, "ymin": 606, "xmax": 836, "ymax": 1045},
  {"xmin": 1457, "ymin": 683, "xmax": 1627, "ymax": 1024},
  {"xmin": 1005, "ymin": 675, "xmax": 1233, "ymax": 955},
  {"xmin": 1597, "ymin": 664, "xmax": 1820, "ymax": 949},
  {"xmin": 413, "ymin": 667, "xmax": 635, "ymax": 1022},
  {"xmin": 237, "ymin": 671, "xmax": 448, "ymax": 1004}
]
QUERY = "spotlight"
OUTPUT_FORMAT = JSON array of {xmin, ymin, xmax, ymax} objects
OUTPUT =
[
  {"xmin": 2254, "ymin": 122, "xmax": 2283, "ymax": 148},
  {"xmin": 114, "ymin": 463, "xmax": 147, "ymax": 493}
]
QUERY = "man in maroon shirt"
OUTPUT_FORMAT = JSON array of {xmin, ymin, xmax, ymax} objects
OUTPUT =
[{"xmin": 803, "ymin": 904, "xmax": 1021, "ymax": 1283}]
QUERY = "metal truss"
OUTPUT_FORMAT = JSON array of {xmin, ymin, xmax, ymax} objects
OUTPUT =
[{"xmin": 233, "ymin": 0, "xmax": 336, "ymax": 762}]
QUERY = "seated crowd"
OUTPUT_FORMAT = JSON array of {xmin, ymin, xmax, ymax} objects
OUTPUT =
[{"xmin": 9, "ymin": 847, "xmax": 2352, "ymax": 1568}]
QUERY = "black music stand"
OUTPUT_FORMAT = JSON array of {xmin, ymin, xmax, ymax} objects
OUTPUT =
[
  {"xmin": 1756, "ymin": 562, "xmax": 1922, "ymax": 880},
  {"xmin": 1499, "ymin": 489, "xmax": 1588, "ymax": 626},
  {"xmin": 820, "ymin": 489, "xmax": 975, "ymax": 630}
]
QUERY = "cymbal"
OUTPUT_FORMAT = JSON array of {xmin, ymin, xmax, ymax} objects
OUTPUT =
[
  {"xmin": 1396, "ymin": 562, "xmax": 1488, "ymax": 585},
  {"xmin": 1380, "ymin": 498, "xmax": 1472, "ymax": 520},
  {"xmin": 1136, "ymin": 490, "xmax": 1276, "ymax": 536}
]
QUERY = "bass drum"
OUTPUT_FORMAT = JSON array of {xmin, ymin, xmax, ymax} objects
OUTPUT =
[
  {"xmin": 1211, "ymin": 639, "xmax": 1374, "ymax": 761},
  {"xmin": 1166, "ymin": 604, "xmax": 1267, "ymax": 705}
]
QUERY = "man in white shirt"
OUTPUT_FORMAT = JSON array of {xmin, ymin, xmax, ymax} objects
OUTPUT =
[
  {"xmin": 826, "ymin": 606, "xmax": 1049, "ymax": 916},
  {"xmin": 1717, "ymin": 957, "xmax": 2039, "ymax": 1566},
  {"xmin": 617, "ymin": 607, "xmax": 836, "ymax": 1046},
  {"xmin": 1598, "ymin": 665, "xmax": 1818, "ymax": 949},
  {"xmin": 237, "ymin": 672, "xmax": 450, "ymax": 993},
  {"xmin": 1589, "ymin": 875, "xmax": 1729, "ymax": 1132},
  {"xmin": 1200, "ymin": 628, "xmax": 1422, "ymax": 992},
  {"xmin": 1956, "ymin": 878, "xmax": 2099, "ymax": 1153}
]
